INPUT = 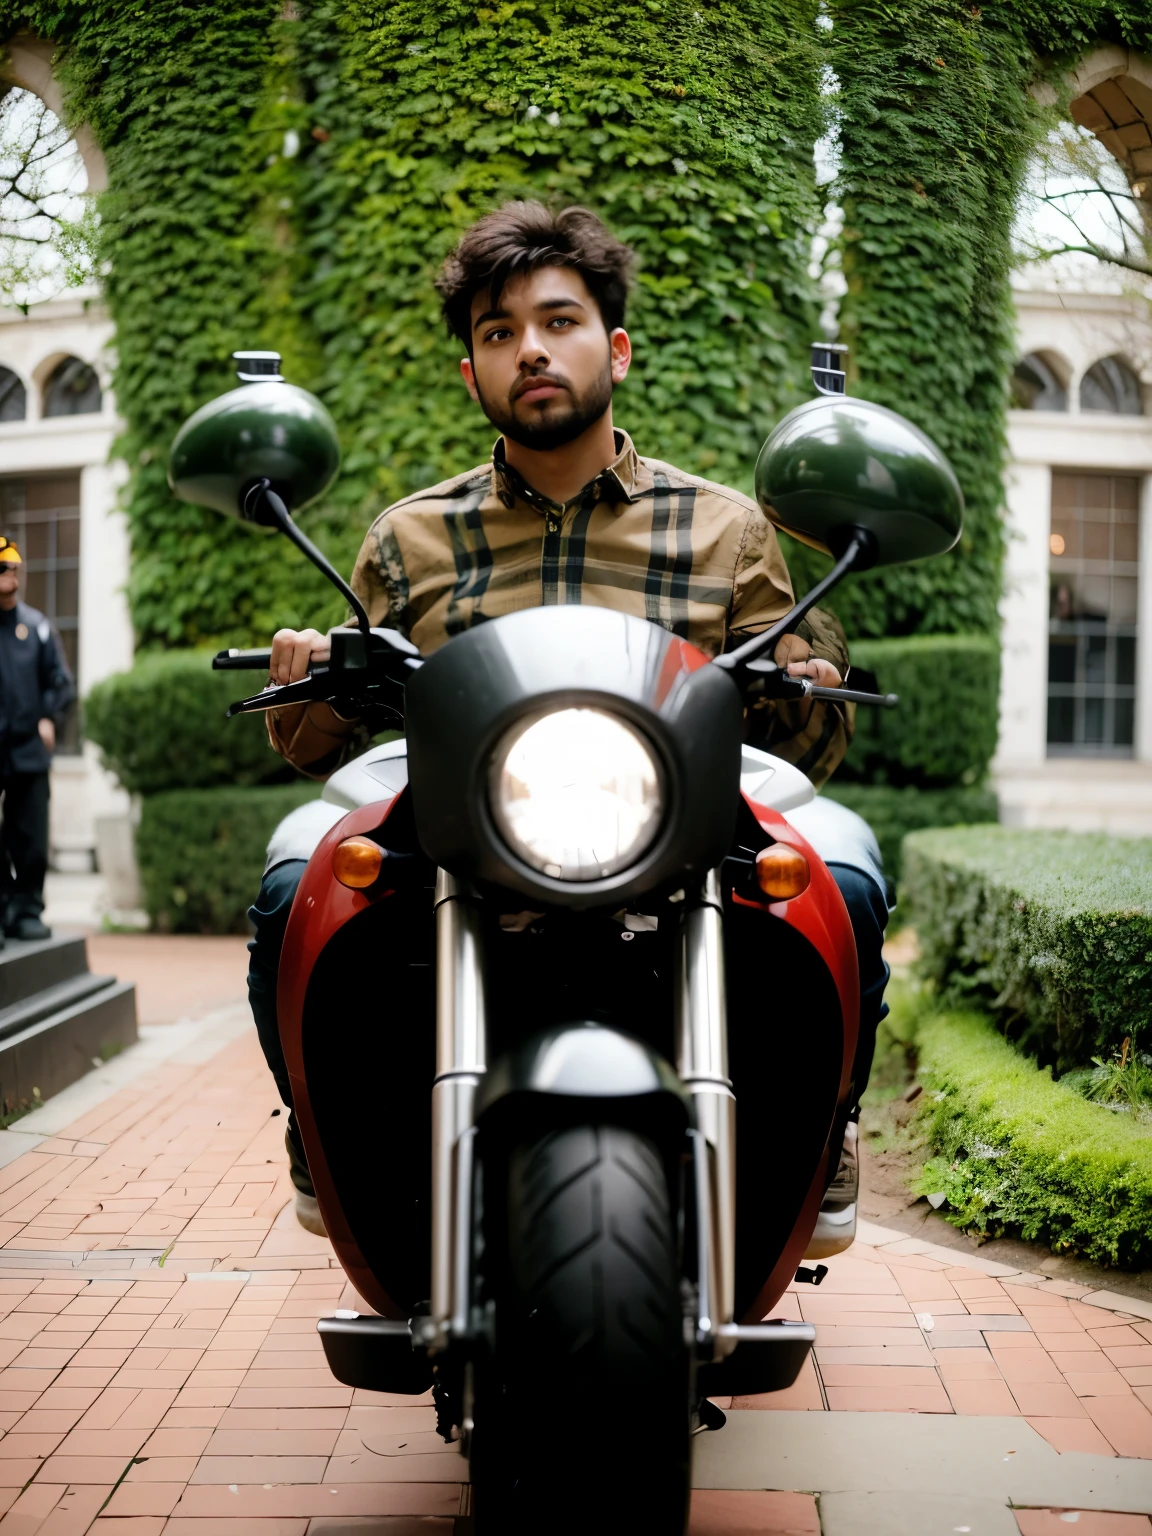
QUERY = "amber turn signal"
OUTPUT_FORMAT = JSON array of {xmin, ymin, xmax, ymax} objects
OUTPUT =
[
  {"xmin": 755, "ymin": 843, "xmax": 810, "ymax": 900},
  {"xmin": 333, "ymin": 835, "xmax": 384, "ymax": 889}
]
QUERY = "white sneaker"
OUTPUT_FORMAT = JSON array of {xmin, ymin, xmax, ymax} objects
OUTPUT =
[
  {"xmin": 295, "ymin": 1189, "xmax": 327, "ymax": 1236},
  {"xmin": 805, "ymin": 1122, "xmax": 858, "ymax": 1260}
]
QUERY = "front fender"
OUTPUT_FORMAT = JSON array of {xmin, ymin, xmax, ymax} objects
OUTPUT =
[{"xmin": 475, "ymin": 1023, "xmax": 690, "ymax": 1146}]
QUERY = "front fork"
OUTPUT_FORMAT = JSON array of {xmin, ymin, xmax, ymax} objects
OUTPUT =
[
  {"xmin": 676, "ymin": 869, "xmax": 738, "ymax": 1361},
  {"xmin": 422, "ymin": 867, "xmax": 737, "ymax": 1354},
  {"xmin": 428, "ymin": 869, "xmax": 485, "ymax": 1343}
]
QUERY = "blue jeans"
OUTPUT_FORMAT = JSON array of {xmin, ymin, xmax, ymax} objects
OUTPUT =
[
  {"xmin": 248, "ymin": 859, "xmax": 889, "ymax": 1193},
  {"xmin": 247, "ymin": 860, "xmax": 312, "ymax": 1192}
]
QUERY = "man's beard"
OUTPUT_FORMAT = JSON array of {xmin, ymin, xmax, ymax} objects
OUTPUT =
[{"xmin": 475, "ymin": 362, "xmax": 614, "ymax": 451}]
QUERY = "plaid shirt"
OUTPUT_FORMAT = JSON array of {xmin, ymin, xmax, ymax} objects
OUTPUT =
[{"xmin": 269, "ymin": 431, "xmax": 852, "ymax": 783}]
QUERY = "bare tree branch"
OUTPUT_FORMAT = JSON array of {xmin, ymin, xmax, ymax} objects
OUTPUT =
[
  {"xmin": 0, "ymin": 86, "xmax": 96, "ymax": 306},
  {"xmin": 1017, "ymin": 118, "xmax": 1152, "ymax": 283},
  {"xmin": 1027, "ymin": 241, "xmax": 1152, "ymax": 279}
]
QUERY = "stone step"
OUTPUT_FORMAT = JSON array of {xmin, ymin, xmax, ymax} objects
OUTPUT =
[
  {"xmin": 0, "ymin": 970, "xmax": 120, "ymax": 1046},
  {"xmin": 0, "ymin": 934, "xmax": 90, "ymax": 1012},
  {"xmin": 0, "ymin": 980, "xmax": 137, "ymax": 1117}
]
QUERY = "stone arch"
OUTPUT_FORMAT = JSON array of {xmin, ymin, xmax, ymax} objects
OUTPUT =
[
  {"xmin": 1056, "ymin": 46, "xmax": 1152, "ymax": 204},
  {"xmin": 0, "ymin": 33, "xmax": 107, "ymax": 194}
]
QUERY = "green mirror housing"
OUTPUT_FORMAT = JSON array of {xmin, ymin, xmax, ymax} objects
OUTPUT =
[
  {"xmin": 755, "ymin": 394, "xmax": 963, "ymax": 568},
  {"xmin": 168, "ymin": 352, "xmax": 340, "ymax": 523}
]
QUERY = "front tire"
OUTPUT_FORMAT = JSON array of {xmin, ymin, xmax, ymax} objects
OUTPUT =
[{"xmin": 471, "ymin": 1123, "xmax": 692, "ymax": 1535}]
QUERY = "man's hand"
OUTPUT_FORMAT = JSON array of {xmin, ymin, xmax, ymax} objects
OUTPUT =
[
  {"xmin": 37, "ymin": 718, "xmax": 55, "ymax": 752},
  {"xmin": 269, "ymin": 628, "xmax": 331, "ymax": 686},
  {"xmin": 774, "ymin": 632, "xmax": 842, "ymax": 690}
]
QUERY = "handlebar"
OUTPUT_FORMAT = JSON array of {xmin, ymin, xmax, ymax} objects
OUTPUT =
[
  {"xmin": 213, "ymin": 640, "xmax": 896, "ymax": 717},
  {"xmin": 213, "ymin": 648, "xmax": 274, "ymax": 672},
  {"xmin": 213, "ymin": 627, "xmax": 421, "ymax": 722}
]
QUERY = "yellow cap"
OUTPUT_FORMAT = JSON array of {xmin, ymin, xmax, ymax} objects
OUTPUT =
[{"xmin": 0, "ymin": 538, "xmax": 22, "ymax": 567}]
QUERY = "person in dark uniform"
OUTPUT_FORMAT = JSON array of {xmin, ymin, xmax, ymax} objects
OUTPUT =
[{"xmin": 0, "ymin": 537, "xmax": 75, "ymax": 944}]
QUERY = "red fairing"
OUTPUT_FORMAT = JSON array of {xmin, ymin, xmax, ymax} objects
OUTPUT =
[
  {"xmin": 278, "ymin": 794, "xmax": 403, "ymax": 1317},
  {"xmin": 734, "ymin": 798, "xmax": 859, "ymax": 1323},
  {"xmin": 279, "ymin": 786, "xmax": 859, "ymax": 1324},
  {"xmin": 652, "ymin": 635, "xmax": 711, "ymax": 708}
]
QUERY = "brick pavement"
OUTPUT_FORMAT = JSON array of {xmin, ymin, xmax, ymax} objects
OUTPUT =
[
  {"xmin": 84, "ymin": 939, "xmax": 251, "ymax": 1030},
  {"xmin": 0, "ymin": 947, "xmax": 1142, "ymax": 1533}
]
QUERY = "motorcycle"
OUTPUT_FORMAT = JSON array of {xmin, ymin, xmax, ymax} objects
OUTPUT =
[{"xmin": 168, "ymin": 343, "xmax": 962, "ymax": 1533}]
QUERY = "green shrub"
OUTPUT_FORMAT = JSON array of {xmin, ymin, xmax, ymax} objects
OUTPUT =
[
  {"xmin": 912, "ymin": 1005, "xmax": 1152, "ymax": 1268},
  {"xmin": 137, "ymin": 784, "xmax": 319, "ymax": 934},
  {"xmin": 903, "ymin": 827, "xmax": 1152, "ymax": 1068},
  {"xmin": 820, "ymin": 783, "xmax": 998, "ymax": 886},
  {"xmin": 86, "ymin": 650, "xmax": 293, "ymax": 796},
  {"xmin": 839, "ymin": 635, "xmax": 1001, "ymax": 787}
]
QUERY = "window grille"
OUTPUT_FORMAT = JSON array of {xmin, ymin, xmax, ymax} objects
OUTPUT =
[
  {"xmin": 1010, "ymin": 354, "xmax": 1067, "ymax": 411},
  {"xmin": 0, "ymin": 368, "xmax": 25, "ymax": 423},
  {"xmin": 42, "ymin": 358, "xmax": 102, "ymax": 418},
  {"xmin": 1048, "ymin": 471, "xmax": 1139, "ymax": 757}
]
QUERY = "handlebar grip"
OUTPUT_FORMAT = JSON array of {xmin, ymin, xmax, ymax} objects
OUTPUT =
[{"xmin": 213, "ymin": 648, "xmax": 274, "ymax": 672}]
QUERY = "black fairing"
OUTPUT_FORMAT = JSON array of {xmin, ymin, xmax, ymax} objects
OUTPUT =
[
  {"xmin": 404, "ymin": 606, "xmax": 743, "ymax": 909},
  {"xmin": 303, "ymin": 890, "xmax": 436, "ymax": 1310}
]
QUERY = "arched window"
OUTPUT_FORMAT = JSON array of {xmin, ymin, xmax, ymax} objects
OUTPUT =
[
  {"xmin": 1010, "ymin": 353, "xmax": 1068, "ymax": 411},
  {"xmin": 0, "ymin": 368, "xmax": 26, "ymax": 423},
  {"xmin": 42, "ymin": 357, "xmax": 102, "ymax": 417},
  {"xmin": 1080, "ymin": 355, "xmax": 1144, "ymax": 416}
]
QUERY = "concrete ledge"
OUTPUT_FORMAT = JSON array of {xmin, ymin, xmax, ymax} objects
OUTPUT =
[{"xmin": 694, "ymin": 1412, "xmax": 1152, "ymax": 1514}]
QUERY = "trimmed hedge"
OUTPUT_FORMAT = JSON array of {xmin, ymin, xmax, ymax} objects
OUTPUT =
[
  {"xmin": 912, "ymin": 1005, "xmax": 1152, "ymax": 1268},
  {"xmin": 840, "ymin": 635, "xmax": 1001, "ymax": 788},
  {"xmin": 903, "ymin": 827, "xmax": 1152, "ymax": 1069},
  {"xmin": 820, "ymin": 783, "xmax": 997, "ymax": 886},
  {"xmin": 85, "ymin": 651, "xmax": 291, "ymax": 796},
  {"xmin": 137, "ymin": 784, "xmax": 319, "ymax": 934}
]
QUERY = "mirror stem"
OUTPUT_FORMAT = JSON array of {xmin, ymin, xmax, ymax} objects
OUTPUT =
[
  {"xmin": 249, "ymin": 480, "xmax": 371, "ymax": 634},
  {"xmin": 715, "ymin": 527, "xmax": 875, "ymax": 677}
]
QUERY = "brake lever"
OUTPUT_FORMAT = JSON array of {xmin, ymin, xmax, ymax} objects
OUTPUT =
[
  {"xmin": 226, "ymin": 670, "xmax": 331, "ymax": 717},
  {"xmin": 743, "ymin": 659, "xmax": 898, "ymax": 708},
  {"xmin": 806, "ymin": 682, "xmax": 899, "ymax": 708}
]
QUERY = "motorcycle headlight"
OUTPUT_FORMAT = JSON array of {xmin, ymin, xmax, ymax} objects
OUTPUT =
[{"xmin": 489, "ymin": 707, "xmax": 664, "ymax": 881}]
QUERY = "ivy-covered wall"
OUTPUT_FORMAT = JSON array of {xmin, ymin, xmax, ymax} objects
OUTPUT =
[
  {"xmin": 3, "ymin": 0, "xmax": 1152, "ymax": 653},
  {"xmin": 1, "ymin": 0, "xmax": 826, "ymax": 647}
]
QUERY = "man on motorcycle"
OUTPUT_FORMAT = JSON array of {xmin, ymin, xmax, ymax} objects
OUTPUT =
[{"xmin": 247, "ymin": 201, "xmax": 888, "ymax": 1237}]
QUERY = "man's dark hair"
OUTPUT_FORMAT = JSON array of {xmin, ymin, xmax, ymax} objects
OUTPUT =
[{"xmin": 436, "ymin": 201, "xmax": 634, "ymax": 350}]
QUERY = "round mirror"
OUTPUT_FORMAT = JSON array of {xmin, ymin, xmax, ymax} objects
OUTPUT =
[
  {"xmin": 168, "ymin": 379, "xmax": 340, "ymax": 521},
  {"xmin": 755, "ymin": 395, "xmax": 963, "ymax": 567}
]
